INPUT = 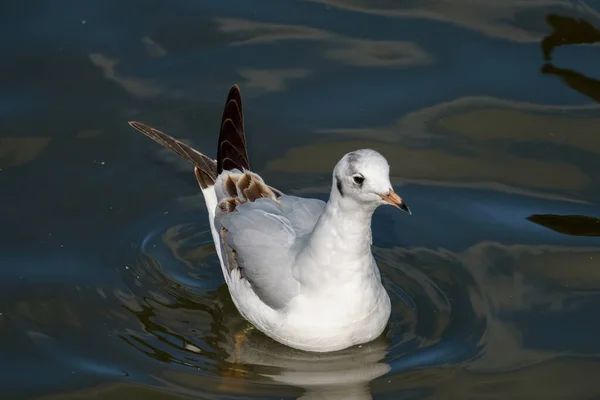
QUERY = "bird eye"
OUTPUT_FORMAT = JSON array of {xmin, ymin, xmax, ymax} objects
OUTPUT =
[{"xmin": 353, "ymin": 175, "xmax": 365, "ymax": 185}]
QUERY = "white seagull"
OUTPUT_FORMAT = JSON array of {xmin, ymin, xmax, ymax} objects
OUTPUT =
[{"xmin": 129, "ymin": 85, "xmax": 411, "ymax": 352}]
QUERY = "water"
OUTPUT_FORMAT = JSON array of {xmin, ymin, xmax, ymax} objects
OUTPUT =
[{"xmin": 2, "ymin": 0, "xmax": 600, "ymax": 398}]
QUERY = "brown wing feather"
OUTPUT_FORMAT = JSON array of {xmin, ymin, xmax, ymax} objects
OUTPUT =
[
  {"xmin": 217, "ymin": 171, "xmax": 281, "ymax": 214},
  {"xmin": 128, "ymin": 121, "xmax": 217, "ymax": 189},
  {"xmin": 217, "ymin": 85, "xmax": 250, "ymax": 174}
]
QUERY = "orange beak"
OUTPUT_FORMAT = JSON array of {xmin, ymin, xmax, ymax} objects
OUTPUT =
[{"xmin": 378, "ymin": 189, "xmax": 411, "ymax": 214}]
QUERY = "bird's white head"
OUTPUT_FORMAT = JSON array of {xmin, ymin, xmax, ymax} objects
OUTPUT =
[{"xmin": 332, "ymin": 149, "xmax": 411, "ymax": 214}]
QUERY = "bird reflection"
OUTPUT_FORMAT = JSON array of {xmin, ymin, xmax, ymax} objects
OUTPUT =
[
  {"xmin": 120, "ymin": 282, "xmax": 391, "ymax": 399},
  {"xmin": 219, "ymin": 326, "xmax": 391, "ymax": 399}
]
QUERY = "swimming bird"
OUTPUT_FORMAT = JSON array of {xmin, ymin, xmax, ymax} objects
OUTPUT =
[{"xmin": 128, "ymin": 85, "xmax": 411, "ymax": 352}]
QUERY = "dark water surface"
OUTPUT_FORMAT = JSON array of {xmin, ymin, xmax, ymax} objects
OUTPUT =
[{"xmin": 3, "ymin": 0, "xmax": 600, "ymax": 398}]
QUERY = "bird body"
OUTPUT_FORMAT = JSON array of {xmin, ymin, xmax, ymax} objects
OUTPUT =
[{"xmin": 129, "ymin": 85, "xmax": 410, "ymax": 352}]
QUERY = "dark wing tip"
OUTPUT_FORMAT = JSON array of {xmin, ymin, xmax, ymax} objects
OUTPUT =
[
  {"xmin": 128, "ymin": 121, "xmax": 151, "ymax": 132},
  {"xmin": 128, "ymin": 121, "xmax": 160, "ymax": 139},
  {"xmin": 217, "ymin": 84, "xmax": 249, "ymax": 174},
  {"xmin": 128, "ymin": 120, "xmax": 146, "ymax": 131}
]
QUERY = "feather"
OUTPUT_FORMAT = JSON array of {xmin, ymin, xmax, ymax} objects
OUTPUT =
[
  {"xmin": 217, "ymin": 85, "xmax": 249, "ymax": 174},
  {"xmin": 128, "ymin": 121, "xmax": 217, "ymax": 189}
]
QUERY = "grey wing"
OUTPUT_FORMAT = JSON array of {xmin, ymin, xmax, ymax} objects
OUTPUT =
[
  {"xmin": 278, "ymin": 195, "xmax": 326, "ymax": 237},
  {"xmin": 218, "ymin": 198, "xmax": 301, "ymax": 309}
]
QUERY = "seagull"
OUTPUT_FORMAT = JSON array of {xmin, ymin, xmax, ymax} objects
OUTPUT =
[{"xmin": 128, "ymin": 85, "xmax": 411, "ymax": 353}]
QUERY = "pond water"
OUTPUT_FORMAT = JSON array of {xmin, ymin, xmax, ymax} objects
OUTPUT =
[{"xmin": 2, "ymin": 0, "xmax": 600, "ymax": 399}]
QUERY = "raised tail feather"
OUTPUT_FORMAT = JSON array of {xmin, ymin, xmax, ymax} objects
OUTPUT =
[
  {"xmin": 128, "ymin": 85, "xmax": 251, "ymax": 190},
  {"xmin": 217, "ymin": 85, "xmax": 250, "ymax": 174},
  {"xmin": 127, "ymin": 120, "xmax": 218, "ymax": 189}
]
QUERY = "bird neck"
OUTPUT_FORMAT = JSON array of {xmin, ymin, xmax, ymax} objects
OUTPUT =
[{"xmin": 306, "ymin": 186, "xmax": 376, "ymax": 262}]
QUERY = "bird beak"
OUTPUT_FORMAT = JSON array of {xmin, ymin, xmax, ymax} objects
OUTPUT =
[{"xmin": 379, "ymin": 189, "xmax": 411, "ymax": 214}]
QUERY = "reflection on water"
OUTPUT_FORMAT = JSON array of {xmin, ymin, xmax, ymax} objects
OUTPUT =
[
  {"xmin": 113, "ymin": 221, "xmax": 463, "ymax": 399},
  {"xmin": 528, "ymin": 214, "xmax": 600, "ymax": 236},
  {"xmin": 542, "ymin": 14, "xmax": 600, "ymax": 62},
  {"xmin": 3, "ymin": 0, "xmax": 600, "ymax": 399},
  {"xmin": 542, "ymin": 14, "xmax": 600, "ymax": 103},
  {"xmin": 0, "ymin": 137, "xmax": 52, "ymax": 168},
  {"xmin": 542, "ymin": 63, "xmax": 600, "ymax": 104}
]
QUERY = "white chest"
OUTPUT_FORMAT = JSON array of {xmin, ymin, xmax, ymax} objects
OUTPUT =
[{"xmin": 270, "ymin": 273, "xmax": 391, "ymax": 352}]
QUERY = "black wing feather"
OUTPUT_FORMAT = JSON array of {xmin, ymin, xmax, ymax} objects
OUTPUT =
[{"xmin": 217, "ymin": 85, "xmax": 250, "ymax": 174}]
